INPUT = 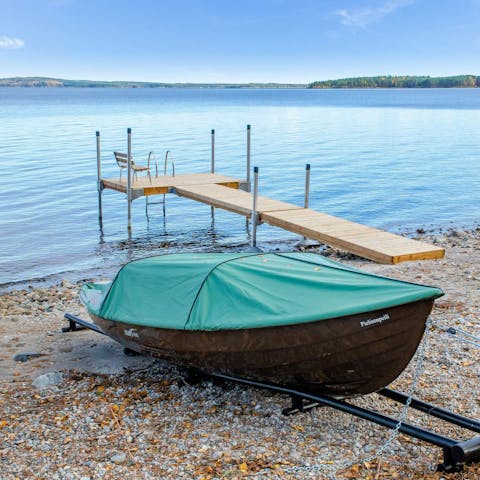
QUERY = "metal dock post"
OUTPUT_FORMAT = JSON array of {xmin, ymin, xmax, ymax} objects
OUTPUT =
[
  {"xmin": 304, "ymin": 163, "xmax": 311, "ymax": 209},
  {"xmin": 96, "ymin": 131, "xmax": 103, "ymax": 227},
  {"xmin": 303, "ymin": 163, "xmax": 310, "ymax": 243},
  {"xmin": 246, "ymin": 124, "xmax": 251, "ymax": 192},
  {"xmin": 251, "ymin": 166, "xmax": 259, "ymax": 248},
  {"xmin": 297, "ymin": 163, "xmax": 317, "ymax": 247},
  {"xmin": 211, "ymin": 129, "xmax": 215, "ymax": 219},
  {"xmin": 127, "ymin": 128, "xmax": 132, "ymax": 231},
  {"xmin": 211, "ymin": 129, "xmax": 215, "ymax": 174}
]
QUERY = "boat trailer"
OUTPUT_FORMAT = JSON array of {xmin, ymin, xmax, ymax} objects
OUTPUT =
[{"xmin": 63, "ymin": 313, "xmax": 480, "ymax": 473}]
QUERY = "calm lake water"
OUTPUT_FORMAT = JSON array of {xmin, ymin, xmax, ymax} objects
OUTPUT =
[{"xmin": 0, "ymin": 87, "xmax": 479, "ymax": 287}]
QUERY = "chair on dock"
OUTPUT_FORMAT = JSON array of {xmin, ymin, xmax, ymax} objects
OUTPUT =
[{"xmin": 114, "ymin": 151, "xmax": 156, "ymax": 183}]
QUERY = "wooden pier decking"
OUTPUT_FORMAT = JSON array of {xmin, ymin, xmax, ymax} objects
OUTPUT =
[
  {"xmin": 100, "ymin": 173, "xmax": 445, "ymax": 264},
  {"xmin": 102, "ymin": 173, "xmax": 244, "ymax": 199}
]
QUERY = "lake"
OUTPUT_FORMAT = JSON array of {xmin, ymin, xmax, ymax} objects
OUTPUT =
[{"xmin": 0, "ymin": 87, "xmax": 479, "ymax": 287}]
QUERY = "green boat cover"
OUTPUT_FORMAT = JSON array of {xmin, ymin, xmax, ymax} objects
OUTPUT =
[{"xmin": 80, "ymin": 252, "xmax": 443, "ymax": 331}]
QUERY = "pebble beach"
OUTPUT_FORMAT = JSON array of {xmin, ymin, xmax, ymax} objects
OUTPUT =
[{"xmin": 1, "ymin": 228, "xmax": 479, "ymax": 480}]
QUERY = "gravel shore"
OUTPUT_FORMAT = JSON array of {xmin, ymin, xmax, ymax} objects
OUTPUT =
[{"xmin": 1, "ymin": 228, "xmax": 479, "ymax": 479}]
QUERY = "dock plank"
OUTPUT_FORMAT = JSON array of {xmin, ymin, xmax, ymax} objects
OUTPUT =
[
  {"xmin": 262, "ymin": 209, "xmax": 445, "ymax": 264},
  {"xmin": 175, "ymin": 184, "xmax": 300, "ymax": 217}
]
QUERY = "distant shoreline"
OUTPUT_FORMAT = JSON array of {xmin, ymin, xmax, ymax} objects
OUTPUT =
[
  {"xmin": 1, "ymin": 75, "xmax": 480, "ymax": 89},
  {"xmin": 0, "ymin": 77, "xmax": 306, "ymax": 89}
]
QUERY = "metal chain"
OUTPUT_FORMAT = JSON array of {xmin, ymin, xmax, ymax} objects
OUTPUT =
[
  {"xmin": 251, "ymin": 317, "xmax": 434, "ymax": 479},
  {"xmin": 446, "ymin": 326, "xmax": 480, "ymax": 349},
  {"xmin": 359, "ymin": 316, "xmax": 433, "ymax": 458}
]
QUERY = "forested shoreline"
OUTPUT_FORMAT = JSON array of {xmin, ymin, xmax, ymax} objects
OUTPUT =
[{"xmin": 309, "ymin": 75, "xmax": 480, "ymax": 88}]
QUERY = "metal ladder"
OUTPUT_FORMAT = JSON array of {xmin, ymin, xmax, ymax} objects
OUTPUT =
[{"xmin": 145, "ymin": 150, "xmax": 175, "ymax": 217}]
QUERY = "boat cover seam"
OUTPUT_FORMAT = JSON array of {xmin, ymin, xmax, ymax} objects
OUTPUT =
[{"xmin": 183, "ymin": 252, "xmax": 266, "ymax": 330}]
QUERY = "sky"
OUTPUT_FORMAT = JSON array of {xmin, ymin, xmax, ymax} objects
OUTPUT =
[{"xmin": 1, "ymin": 0, "xmax": 480, "ymax": 83}]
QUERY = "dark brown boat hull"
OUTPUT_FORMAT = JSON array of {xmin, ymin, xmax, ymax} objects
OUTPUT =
[{"xmin": 91, "ymin": 299, "xmax": 434, "ymax": 398}]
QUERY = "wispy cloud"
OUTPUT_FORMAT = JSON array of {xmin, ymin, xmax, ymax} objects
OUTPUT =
[
  {"xmin": 0, "ymin": 36, "xmax": 25, "ymax": 49},
  {"xmin": 336, "ymin": 0, "xmax": 414, "ymax": 28}
]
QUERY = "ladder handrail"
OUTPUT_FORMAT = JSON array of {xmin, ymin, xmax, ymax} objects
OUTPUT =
[
  {"xmin": 147, "ymin": 151, "xmax": 158, "ymax": 177},
  {"xmin": 164, "ymin": 150, "xmax": 175, "ymax": 177}
]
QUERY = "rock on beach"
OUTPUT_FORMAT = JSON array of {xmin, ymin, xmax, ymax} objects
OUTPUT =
[{"xmin": 32, "ymin": 372, "xmax": 64, "ymax": 390}]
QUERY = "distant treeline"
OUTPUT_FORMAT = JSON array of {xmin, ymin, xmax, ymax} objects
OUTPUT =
[
  {"xmin": 0, "ymin": 77, "xmax": 305, "ymax": 89},
  {"xmin": 309, "ymin": 75, "xmax": 480, "ymax": 88}
]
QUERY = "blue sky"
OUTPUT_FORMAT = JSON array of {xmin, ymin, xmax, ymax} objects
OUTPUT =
[{"xmin": 1, "ymin": 0, "xmax": 479, "ymax": 83}]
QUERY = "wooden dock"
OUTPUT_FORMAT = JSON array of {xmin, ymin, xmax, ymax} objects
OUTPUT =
[
  {"xmin": 102, "ymin": 173, "xmax": 243, "ymax": 199},
  {"xmin": 100, "ymin": 173, "xmax": 445, "ymax": 264}
]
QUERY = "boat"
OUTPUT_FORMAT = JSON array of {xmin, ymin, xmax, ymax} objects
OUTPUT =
[{"xmin": 80, "ymin": 252, "xmax": 443, "ymax": 398}]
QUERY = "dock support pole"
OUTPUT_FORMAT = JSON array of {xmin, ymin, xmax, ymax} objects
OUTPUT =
[
  {"xmin": 127, "ymin": 127, "xmax": 132, "ymax": 231},
  {"xmin": 251, "ymin": 166, "xmax": 259, "ymax": 248},
  {"xmin": 302, "ymin": 164, "xmax": 312, "ymax": 244},
  {"xmin": 211, "ymin": 129, "xmax": 215, "ymax": 174},
  {"xmin": 210, "ymin": 129, "xmax": 215, "ymax": 219},
  {"xmin": 246, "ymin": 124, "xmax": 251, "ymax": 192},
  {"xmin": 304, "ymin": 163, "xmax": 311, "ymax": 209},
  {"xmin": 302, "ymin": 163, "xmax": 311, "ymax": 243},
  {"xmin": 299, "ymin": 163, "xmax": 315, "ymax": 246},
  {"xmin": 96, "ymin": 131, "xmax": 103, "ymax": 227}
]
